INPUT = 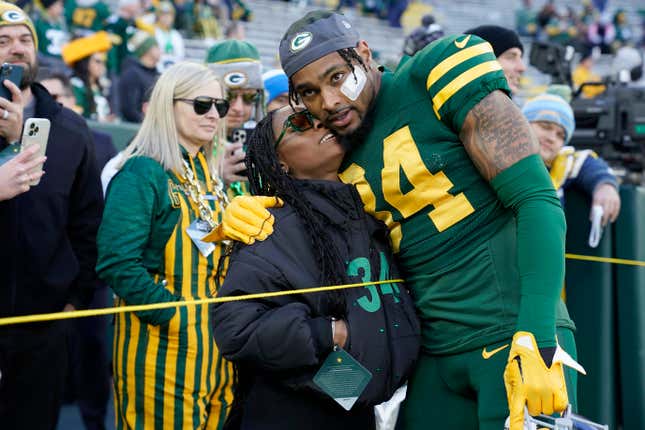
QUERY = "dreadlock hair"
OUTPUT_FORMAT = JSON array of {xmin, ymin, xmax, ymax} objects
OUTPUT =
[
  {"xmin": 245, "ymin": 109, "xmax": 348, "ymax": 315},
  {"xmin": 223, "ymin": 109, "xmax": 349, "ymax": 429},
  {"xmin": 288, "ymin": 47, "xmax": 368, "ymax": 107}
]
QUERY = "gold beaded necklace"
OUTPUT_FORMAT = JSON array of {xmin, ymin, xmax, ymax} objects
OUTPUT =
[{"xmin": 180, "ymin": 159, "xmax": 229, "ymax": 230}]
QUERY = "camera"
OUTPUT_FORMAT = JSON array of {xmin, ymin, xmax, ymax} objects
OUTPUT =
[
  {"xmin": 529, "ymin": 42, "xmax": 645, "ymax": 185},
  {"xmin": 570, "ymin": 82, "xmax": 645, "ymax": 184},
  {"xmin": 529, "ymin": 41, "xmax": 575, "ymax": 87}
]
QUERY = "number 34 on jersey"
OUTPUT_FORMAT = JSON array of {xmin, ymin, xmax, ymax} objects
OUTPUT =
[{"xmin": 339, "ymin": 126, "xmax": 475, "ymax": 253}]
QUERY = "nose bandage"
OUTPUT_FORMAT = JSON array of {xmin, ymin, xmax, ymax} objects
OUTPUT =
[{"xmin": 340, "ymin": 66, "xmax": 366, "ymax": 101}]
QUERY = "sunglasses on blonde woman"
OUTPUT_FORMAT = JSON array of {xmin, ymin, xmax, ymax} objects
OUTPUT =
[
  {"xmin": 175, "ymin": 96, "xmax": 230, "ymax": 117},
  {"xmin": 274, "ymin": 110, "xmax": 316, "ymax": 149}
]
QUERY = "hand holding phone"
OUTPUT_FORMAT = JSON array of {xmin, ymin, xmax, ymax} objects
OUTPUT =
[
  {"xmin": 0, "ymin": 63, "xmax": 24, "ymax": 142},
  {"xmin": 20, "ymin": 118, "xmax": 51, "ymax": 186},
  {"xmin": 0, "ymin": 63, "xmax": 23, "ymax": 101},
  {"xmin": 231, "ymin": 127, "xmax": 254, "ymax": 178},
  {"xmin": 0, "ymin": 144, "xmax": 46, "ymax": 200}
]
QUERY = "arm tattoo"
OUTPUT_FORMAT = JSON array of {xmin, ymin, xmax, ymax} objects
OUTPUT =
[{"xmin": 459, "ymin": 91, "xmax": 539, "ymax": 181}]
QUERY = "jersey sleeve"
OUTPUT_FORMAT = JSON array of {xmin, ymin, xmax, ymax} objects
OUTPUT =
[{"xmin": 413, "ymin": 34, "xmax": 511, "ymax": 133}]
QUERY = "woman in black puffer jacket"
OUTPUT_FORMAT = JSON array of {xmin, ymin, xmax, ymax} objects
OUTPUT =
[{"xmin": 212, "ymin": 106, "xmax": 420, "ymax": 430}]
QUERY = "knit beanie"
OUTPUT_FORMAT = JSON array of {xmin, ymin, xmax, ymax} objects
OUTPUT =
[
  {"xmin": 128, "ymin": 30, "xmax": 157, "ymax": 58},
  {"xmin": 262, "ymin": 69, "xmax": 289, "ymax": 104},
  {"xmin": 279, "ymin": 10, "xmax": 360, "ymax": 78},
  {"xmin": 522, "ymin": 94, "xmax": 575, "ymax": 143},
  {"xmin": 0, "ymin": 2, "xmax": 37, "ymax": 48},
  {"xmin": 465, "ymin": 25, "xmax": 523, "ymax": 57},
  {"xmin": 206, "ymin": 40, "xmax": 263, "ymax": 90},
  {"xmin": 40, "ymin": 0, "xmax": 61, "ymax": 9},
  {"xmin": 205, "ymin": 40, "xmax": 260, "ymax": 64},
  {"xmin": 61, "ymin": 31, "xmax": 112, "ymax": 65}
]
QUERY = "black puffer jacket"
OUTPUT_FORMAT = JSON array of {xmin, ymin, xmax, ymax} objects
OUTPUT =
[
  {"xmin": 0, "ymin": 83, "xmax": 103, "ymax": 317},
  {"xmin": 212, "ymin": 180, "xmax": 420, "ymax": 430}
]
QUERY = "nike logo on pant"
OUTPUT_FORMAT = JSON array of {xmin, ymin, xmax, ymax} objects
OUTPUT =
[{"xmin": 482, "ymin": 343, "xmax": 509, "ymax": 359}]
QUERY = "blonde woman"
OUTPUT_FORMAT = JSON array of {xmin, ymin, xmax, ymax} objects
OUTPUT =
[{"xmin": 97, "ymin": 62, "xmax": 238, "ymax": 429}]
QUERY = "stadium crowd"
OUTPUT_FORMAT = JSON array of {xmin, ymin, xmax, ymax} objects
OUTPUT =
[{"xmin": 0, "ymin": 0, "xmax": 641, "ymax": 429}]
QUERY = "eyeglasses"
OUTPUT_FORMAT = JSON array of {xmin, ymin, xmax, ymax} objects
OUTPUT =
[
  {"xmin": 175, "ymin": 96, "xmax": 230, "ymax": 117},
  {"xmin": 226, "ymin": 90, "xmax": 261, "ymax": 105},
  {"xmin": 274, "ymin": 110, "xmax": 316, "ymax": 149}
]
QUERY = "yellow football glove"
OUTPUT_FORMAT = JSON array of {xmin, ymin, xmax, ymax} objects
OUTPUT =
[
  {"xmin": 503, "ymin": 331, "xmax": 586, "ymax": 430},
  {"xmin": 202, "ymin": 196, "xmax": 283, "ymax": 244}
]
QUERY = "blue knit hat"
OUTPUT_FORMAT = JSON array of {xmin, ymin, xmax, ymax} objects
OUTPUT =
[
  {"xmin": 262, "ymin": 69, "xmax": 289, "ymax": 104},
  {"xmin": 522, "ymin": 94, "xmax": 575, "ymax": 143}
]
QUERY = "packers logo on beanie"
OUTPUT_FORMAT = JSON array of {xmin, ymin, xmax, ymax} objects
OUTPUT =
[
  {"xmin": 0, "ymin": 2, "xmax": 37, "ymax": 48},
  {"xmin": 206, "ymin": 40, "xmax": 263, "ymax": 90}
]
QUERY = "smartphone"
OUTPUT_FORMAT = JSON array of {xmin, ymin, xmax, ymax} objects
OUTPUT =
[
  {"xmin": 20, "ymin": 118, "xmax": 51, "ymax": 186},
  {"xmin": 0, "ymin": 63, "xmax": 23, "ymax": 101},
  {"xmin": 231, "ymin": 127, "xmax": 254, "ymax": 178}
]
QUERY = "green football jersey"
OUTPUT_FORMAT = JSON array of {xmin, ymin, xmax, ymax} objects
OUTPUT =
[
  {"xmin": 34, "ymin": 16, "xmax": 70, "ymax": 59},
  {"xmin": 65, "ymin": 0, "xmax": 111, "ymax": 33},
  {"xmin": 339, "ymin": 34, "xmax": 521, "ymax": 354}
]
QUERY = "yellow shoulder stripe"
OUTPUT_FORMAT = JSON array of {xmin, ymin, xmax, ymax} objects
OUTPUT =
[
  {"xmin": 426, "ymin": 42, "xmax": 494, "ymax": 91},
  {"xmin": 432, "ymin": 60, "xmax": 502, "ymax": 119}
]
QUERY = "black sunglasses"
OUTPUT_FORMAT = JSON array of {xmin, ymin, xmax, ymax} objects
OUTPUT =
[
  {"xmin": 175, "ymin": 96, "xmax": 230, "ymax": 117},
  {"xmin": 226, "ymin": 90, "xmax": 261, "ymax": 105},
  {"xmin": 274, "ymin": 110, "xmax": 316, "ymax": 149}
]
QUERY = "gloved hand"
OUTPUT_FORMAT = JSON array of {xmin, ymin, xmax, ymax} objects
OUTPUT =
[
  {"xmin": 504, "ymin": 331, "xmax": 586, "ymax": 430},
  {"xmin": 202, "ymin": 195, "xmax": 283, "ymax": 244}
]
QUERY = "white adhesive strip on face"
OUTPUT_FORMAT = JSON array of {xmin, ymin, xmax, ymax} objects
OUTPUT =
[{"xmin": 340, "ymin": 66, "xmax": 367, "ymax": 101}]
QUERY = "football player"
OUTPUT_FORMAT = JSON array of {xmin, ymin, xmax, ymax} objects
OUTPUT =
[{"xmin": 277, "ymin": 11, "xmax": 583, "ymax": 430}]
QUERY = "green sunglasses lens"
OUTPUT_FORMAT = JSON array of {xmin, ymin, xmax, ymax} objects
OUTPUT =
[{"xmin": 227, "ymin": 91, "xmax": 260, "ymax": 105}]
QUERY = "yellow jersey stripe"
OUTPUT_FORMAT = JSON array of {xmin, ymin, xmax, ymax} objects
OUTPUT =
[
  {"xmin": 113, "ymin": 303, "xmax": 127, "ymax": 425},
  {"xmin": 125, "ymin": 315, "xmax": 141, "ymax": 427},
  {"xmin": 143, "ymin": 324, "xmax": 160, "ymax": 423},
  {"xmin": 432, "ymin": 60, "xmax": 502, "ymax": 116},
  {"xmin": 426, "ymin": 42, "xmax": 494, "ymax": 91}
]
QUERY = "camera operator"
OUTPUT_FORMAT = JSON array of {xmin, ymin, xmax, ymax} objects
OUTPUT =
[
  {"xmin": 206, "ymin": 40, "xmax": 265, "ymax": 196},
  {"xmin": 523, "ymin": 93, "xmax": 621, "ymax": 226}
]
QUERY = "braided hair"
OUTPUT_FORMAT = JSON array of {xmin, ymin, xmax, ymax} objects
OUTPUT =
[
  {"xmin": 245, "ymin": 110, "xmax": 348, "ymax": 311},
  {"xmin": 223, "ymin": 109, "xmax": 349, "ymax": 430}
]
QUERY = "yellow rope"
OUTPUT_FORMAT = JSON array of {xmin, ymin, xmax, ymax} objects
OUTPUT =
[
  {"xmin": 0, "ymin": 279, "xmax": 403, "ymax": 327},
  {"xmin": 565, "ymin": 253, "xmax": 645, "ymax": 267},
  {"xmin": 0, "ymin": 252, "xmax": 642, "ymax": 327}
]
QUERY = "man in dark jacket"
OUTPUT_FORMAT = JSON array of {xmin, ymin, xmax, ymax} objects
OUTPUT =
[
  {"xmin": 0, "ymin": 3, "xmax": 104, "ymax": 428},
  {"xmin": 117, "ymin": 30, "xmax": 159, "ymax": 123}
]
